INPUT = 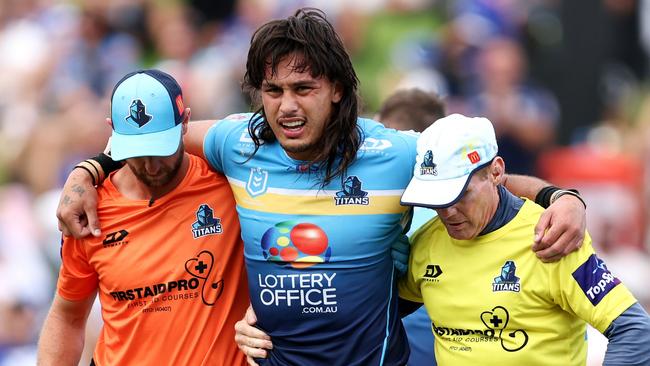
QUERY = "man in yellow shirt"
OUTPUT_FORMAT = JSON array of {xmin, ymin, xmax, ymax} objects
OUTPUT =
[{"xmin": 398, "ymin": 113, "xmax": 650, "ymax": 365}]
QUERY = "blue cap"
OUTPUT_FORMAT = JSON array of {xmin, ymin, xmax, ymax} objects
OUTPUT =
[{"xmin": 110, "ymin": 69, "xmax": 185, "ymax": 160}]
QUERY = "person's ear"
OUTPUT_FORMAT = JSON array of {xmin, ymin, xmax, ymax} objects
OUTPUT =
[
  {"xmin": 491, "ymin": 157, "xmax": 505, "ymax": 184},
  {"xmin": 181, "ymin": 108, "xmax": 191, "ymax": 135},
  {"xmin": 332, "ymin": 81, "xmax": 343, "ymax": 104},
  {"xmin": 106, "ymin": 118, "xmax": 113, "ymax": 128}
]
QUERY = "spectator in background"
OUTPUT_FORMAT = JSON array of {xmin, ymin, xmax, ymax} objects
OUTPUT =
[
  {"xmin": 377, "ymin": 88, "xmax": 445, "ymax": 133},
  {"xmin": 0, "ymin": 185, "xmax": 53, "ymax": 366},
  {"xmin": 466, "ymin": 37, "xmax": 558, "ymax": 175}
]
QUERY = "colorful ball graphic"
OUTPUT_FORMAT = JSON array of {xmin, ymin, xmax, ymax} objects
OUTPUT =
[{"xmin": 261, "ymin": 221, "xmax": 331, "ymax": 268}]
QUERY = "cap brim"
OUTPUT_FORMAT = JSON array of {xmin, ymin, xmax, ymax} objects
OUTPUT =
[
  {"xmin": 110, "ymin": 123, "xmax": 182, "ymax": 160},
  {"xmin": 401, "ymin": 174, "xmax": 471, "ymax": 209}
]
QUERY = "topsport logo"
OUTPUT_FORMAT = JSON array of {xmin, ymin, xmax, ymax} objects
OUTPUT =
[
  {"xmin": 261, "ymin": 221, "xmax": 331, "ymax": 269},
  {"xmin": 572, "ymin": 254, "xmax": 621, "ymax": 305}
]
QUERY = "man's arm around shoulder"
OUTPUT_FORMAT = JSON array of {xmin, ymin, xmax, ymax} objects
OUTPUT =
[
  {"xmin": 37, "ymin": 292, "xmax": 96, "ymax": 366},
  {"xmin": 184, "ymin": 120, "xmax": 220, "ymax": 159}
]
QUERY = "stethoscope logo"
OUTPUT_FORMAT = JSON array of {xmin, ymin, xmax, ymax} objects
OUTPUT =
[{"xmin": 480, "ymin": 305, "xmax": 529, "ymax": 352}]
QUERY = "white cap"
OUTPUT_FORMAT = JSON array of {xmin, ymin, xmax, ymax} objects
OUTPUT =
[{"xmin": 401, "ymin": 113, "xmax": 498, "ymax": 208}]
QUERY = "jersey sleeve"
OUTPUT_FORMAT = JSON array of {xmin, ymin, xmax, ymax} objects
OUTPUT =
[
  {"xmin": 395, "ymin": 130, "xmax": 418, "ymax": 172},
  {"xmin": 548, "ymin": 232, "xmax": 638, "ymax": 333},
  {"xmin": 203, "ymin": 114, "xmax": 251, "ymax": 173},
  {"xmin": 57, "ymin": 236, "xmax": 98, "ymax": 301},
  {"xmin": 203, "ymin": 121, "xmax": 227, "ymax": 173}
]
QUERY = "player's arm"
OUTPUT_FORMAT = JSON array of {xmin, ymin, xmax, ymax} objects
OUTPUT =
[
  {"xmin": 56, "ymin": 119, "xmax": 219, "ymax": 238},
  {"xmin": 37, "ymin": 292, "xmax": 96, "ymax": 366},
  {"xmin": 234, "ymin": 305, "xmax": 273, "ymax": 365},
  {"xmin": 602, "ymin": 303, "xmax": 650, "ymax": 365},
  {"xmin": 502, "ymin": 174, "xmax": 586, "ymax": 262},
  {"xmin": 550, "ymin": 239, "xmax": 650, "ymax": 365},
  {"xmin": 184, "ymin": 119, "xmax": 219, "ymax": 159}
]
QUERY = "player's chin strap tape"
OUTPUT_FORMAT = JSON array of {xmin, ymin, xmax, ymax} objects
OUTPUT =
[
  {"xmin": 535, "ymin": 186, "xmax": 586, "ymax": 209},
  {"xmin": 91, "ymin": 152, "xmax": 124, "ymax": 184}
]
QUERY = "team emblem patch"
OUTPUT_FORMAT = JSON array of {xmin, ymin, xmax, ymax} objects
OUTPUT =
[
  {"xmin": 420, "ymin": 150, "xmax": 437, "ymax": 175},
  {"xmin": 126, "ymin": 99, "xmax": 152, "ymax": 127},
  {"xmin": 334, "ymin": 176, "xmax": 369, "ymax": 205},
  {"xmin": 492, "ymin": 260, "xmax": 521, "ymax": 292},
  {"xmin": 246, "ymin": 168, "xmax": 268, "ymax": 197},
  {"xmin": 572, "ymin": 254, "xmax": 620, "ymax": 305},
  {"xmin": 192, "ymin": 204, "xmax": 222, "ymax": 239}
]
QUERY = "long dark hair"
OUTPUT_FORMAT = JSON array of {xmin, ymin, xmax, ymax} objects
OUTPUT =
[{"xmin": 242, "ymin": 8, "xmax": 362, "ymax": 187}]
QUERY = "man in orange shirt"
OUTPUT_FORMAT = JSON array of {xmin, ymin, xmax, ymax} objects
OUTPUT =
[{"xmin": 37, "ymin": 70, "xmax": 248, "ymax": 366}]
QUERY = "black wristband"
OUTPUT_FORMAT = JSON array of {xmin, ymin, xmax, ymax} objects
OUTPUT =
[
  {"xmin": 535, "ymin": 185, "xmax": 560, "ymax": 208},
  {"xmin": 72, "ymin": 165, "xmax": 97, "ymax": 186},
  {"xmin": 553, "ymin": 189, "xmax": 587, "ymax": 209},
  {"xmin": 92, "ymin": 152, "xmax": 123, "ymax": 176},
  {"xmin": 84, "ymin": 159, "xmax": 100, "ymax": 180}
]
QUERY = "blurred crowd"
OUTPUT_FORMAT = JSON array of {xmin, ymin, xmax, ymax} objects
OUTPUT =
[{"xmin": 1, "ymin": 0, "xmax": 649, "ymax": 365}]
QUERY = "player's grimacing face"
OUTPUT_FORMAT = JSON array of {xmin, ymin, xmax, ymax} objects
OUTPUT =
[{"xmin": 260, "ymin": 53, "xmax": 342, "ymax": 161}]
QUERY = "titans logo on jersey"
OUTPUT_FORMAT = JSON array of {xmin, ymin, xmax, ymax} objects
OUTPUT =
[
  {"xmin": 192, "ymin": 204, "xmax": 222, "ymax": 239},
  {"xmin": 492, "ymin": 260, "xmax": 521, "ymax": 292},
  {"xmin": 203, "ymin": 115, "xmax": 415, "ymax": 365},
  {"xmin": 334, "ymin": 176, "xmax": 369, "ymax": 205}
]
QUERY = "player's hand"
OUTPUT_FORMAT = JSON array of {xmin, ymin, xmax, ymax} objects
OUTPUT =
[
  {"xmin": 532, "ymin": 194, "xmax": 586, "ymax": 262},
  {"xmin": 56, "ymin": 168, "xmax": 101, "ymax": 238},
  {"xmin": 234, "ymin": 305, "xmax": 273, "ymax": 365},
  {"xmin": 391, "ymin": 234, "xmax": 410, "ymax": 277}
]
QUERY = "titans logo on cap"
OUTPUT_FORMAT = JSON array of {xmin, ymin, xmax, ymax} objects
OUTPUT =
[
  {"xmin": 126, "ymin": 99, "xmax": 152, "ymax": 127},
  {"xmin": 420, "ymin": 150, "xmax": 437, "ymax": 176}
]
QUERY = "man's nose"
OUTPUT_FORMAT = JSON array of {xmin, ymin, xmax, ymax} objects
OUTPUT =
[
  {"xmin": 279, "ymin": 92, "xmax": 298, "ymax": 114},
  {"xmin": 437, "ymin": 205, "xmax": 458, "ymax": 218},
  {"xmin": 143, "ymin": 158, "xmax": 162, "ymax": 174}
]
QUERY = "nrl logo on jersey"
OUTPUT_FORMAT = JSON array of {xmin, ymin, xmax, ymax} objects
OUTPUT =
[
  {"xmin": 246, "ymin": 167, "xmax": 268, "ymax": 197},
  {"xmin": 239, "ymin": 131, "xmax": 254, "ymax": 143},
  {"xmin": 359, "ymin": 137, "xmax": 392, "ymax": 151},
  {"xmin": 192, "ymin": 204, "xmax": 223, "ymax": 239},
  {"xmin": 420, "ymin": 150, "xmax": 437, "ymax": 176},
  {"xmin": 334, "ymin": 176, "xmax": 369, "ymax": 205},
  {"xmin": 492, "ymin": 260, "xmax": 521, "ymax": 292}
]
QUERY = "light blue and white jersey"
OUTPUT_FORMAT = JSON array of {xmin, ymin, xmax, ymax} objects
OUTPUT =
[{"xmin": 204, "ymin": 113, "xmax": 417, "ymax": 365}]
